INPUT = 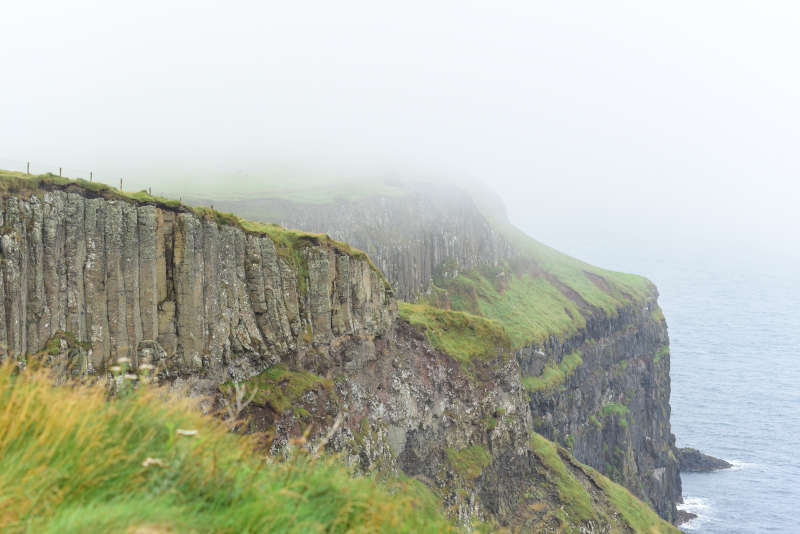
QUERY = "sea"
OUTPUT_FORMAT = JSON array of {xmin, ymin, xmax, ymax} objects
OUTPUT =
[{"xmin": 516, "ymin": 230, "xmax": 800, "ymax": 534}]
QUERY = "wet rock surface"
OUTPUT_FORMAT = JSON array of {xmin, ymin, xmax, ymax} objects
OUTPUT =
[{"xmin": 677, "ymin": 448, "xmax": 732, "ymax": 472}]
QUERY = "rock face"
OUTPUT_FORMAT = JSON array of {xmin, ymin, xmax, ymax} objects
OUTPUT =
[
  {"xmin": 209, "ymin": 182, "xmax": 515, "ymax": 302},
  {"xmin": 0, "ymin": 189, "xmax": 393, "ymax": 389},
  {"xmin": 209, "ymin": 182, "xmax": 683, "ymax": 523},
  {"xmin": 0, "ymin": 179, "xmax": 681, "ymax": 531},
  {"xmin": 521, "ymin": 303, "xmax": 680, "ymax": 519},
  {"xmin": 677, "ymin": 448, "xmax": 732, "ymax": 472}
]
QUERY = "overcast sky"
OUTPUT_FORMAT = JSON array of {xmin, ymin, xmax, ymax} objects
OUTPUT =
[{"xmin": 2, "ymin": 1, "xmax": 798, "ymax": 263}]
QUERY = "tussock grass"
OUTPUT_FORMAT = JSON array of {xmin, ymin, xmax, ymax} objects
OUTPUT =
[
  {"xmin": 222, "ymin": 363, "xmax": 333, "ymax": 419},
  {"xmin": 522, "ymin": 351, "xmax": 583, "ymax": 393},
  {"xmin": 397, "ymin": 302, "xmax": 511, "ymax": 365},
  {"xmin": 598, "ymin": 402, "xmax": 631, "ymax": 429},
  {"xmin": 0, "ymin": 364, "xmax": 454, "ymax": 533},
  {"xmin": 445, "ymin": 445, "xmax": 491, "ymax": 481}
]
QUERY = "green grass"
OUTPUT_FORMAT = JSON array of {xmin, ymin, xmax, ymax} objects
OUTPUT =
[
  {"xmin": 222, "ymin": 363, "xmax": 333, "ymax": 419},
  {"xmin": 584, "ymin": 466, "xmax": 680, "ymax": 534},
  {"xmin": 428, "ymin": 204, "xmax": 658, "ymax": 349},
  {"xmin": 489, "ymin": 220, "xmax": 655, "ymax": 315},
  {"xmin": 0, "ymin": 363, "xmax": 456, "ymax": 533},
  {"xmin": 654, "ymin": 344, "xmax": 669, "ymax": 364},
  {"xmin": 529, "ymin": 433, "xmax": 680, "ymax": 533},
  {"xmin": 530, "ymin": 432, "xmax": 598, "ymax": 523},
  {"xmin": 598, "ymin": 402, "xmax": 631, "ymax": 429},
  {"xmin": 434, "ymin": 270, "xmax": 586, "ymax": 347},
  {"xmin": 445, "ymin": 445, "xmax": 491, "ymax": 481},
  {"xmin": 397, "ymin": 302, "xmax": 511, "ymax": 365},
  {"xmin": 522, "ymin": 351, "xmax": 583, "ymax": 393}
]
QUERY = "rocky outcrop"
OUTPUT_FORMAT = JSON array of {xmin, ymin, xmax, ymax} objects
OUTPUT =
[
  {"xmin": 677, "ymin": 448, "xmax": 732, "ymax": 472},
  {"xmin": 0, "ymin": 188, "xmax": 393, "ymax": 390}
]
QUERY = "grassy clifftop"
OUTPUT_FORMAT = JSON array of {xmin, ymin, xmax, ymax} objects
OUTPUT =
[{"xmin": 0, "ymin": 169, "xmax": 389, "ymax": 291}]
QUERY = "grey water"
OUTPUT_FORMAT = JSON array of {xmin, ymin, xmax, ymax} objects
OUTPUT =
[{"xmin": 519, "ymin": 232, "xmax": 800, "ymax": 533}]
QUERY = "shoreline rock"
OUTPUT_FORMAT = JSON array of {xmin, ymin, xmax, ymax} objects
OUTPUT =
[
  {"xmin": 678, "ymin": 447, "xmax": 732, "ymax": 472},
  {"xmin": 675, "ymin": 509, "xmax": 698, "ymax": 525}
]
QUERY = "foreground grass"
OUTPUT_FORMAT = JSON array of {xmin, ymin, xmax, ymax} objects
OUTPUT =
[{"xmin": 0, "ymin": 364, "xmax": 454, "ymax": 533}]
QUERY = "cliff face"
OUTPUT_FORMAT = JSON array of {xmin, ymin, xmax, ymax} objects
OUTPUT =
[
  {"xmin": 0, "ymin": 187, "xmax": 393, "ymax": 388},
  {"xmin": 0, "ymin": 173, "xmax": 680, "ymax": 531},
  {"xmin": 519, "ymin": 301, "xmax": 680, "ymax": 519},
  {"xmin": 209, "ymin": 182, "xmax": 682, "ymax": 523},
  {"xmin": 210, "ymin": 183, "xmax": 515, "ymax": 302}
]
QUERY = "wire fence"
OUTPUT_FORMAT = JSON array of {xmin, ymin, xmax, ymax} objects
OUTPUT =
[
  {"xmin": 0, "ymin": 156, "xmax": 99, "ymax": 181},
  {"xmin": 0, "ymin": 156, "xmax": 149, "ymax": 195}
]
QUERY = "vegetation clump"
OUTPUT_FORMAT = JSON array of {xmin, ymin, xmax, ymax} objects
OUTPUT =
[
  {"xmin": 654, "ymin": 344, "xmax": 669, "ymax": 364},
  {"xmin": 0, "ymin": 363, "xmax": 455, "ymax": 533},
  {"xmin": 530, "ymin": 432, "xmax": 598, "ymax": 524},
  {"xmin": 598, "ymin": 402, "xmax": 631, "ymax": 429},
  {"xmin": 522, "ymin": 351, "xmax": 583, "ymax": 393},
  {"xmin": 445, "ymin": 445, "xmax": 491, "ymax": 481},
  {"xmin": 398, "ymin": 302, "xmax": 511, "ymax": 365},
  {"xmin": 222, "ymin": 363, "xmax": 334, "ymax": 419}
]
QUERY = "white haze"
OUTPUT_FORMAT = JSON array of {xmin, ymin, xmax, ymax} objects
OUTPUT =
[{"xmin": 1, "ymin": 0, "xmax": 798, "ymax": 263}]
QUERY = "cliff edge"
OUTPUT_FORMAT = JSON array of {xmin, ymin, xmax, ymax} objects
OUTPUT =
[{"xmin": 0, "ymin": 170, "xmax": 679, "ymax": 532}]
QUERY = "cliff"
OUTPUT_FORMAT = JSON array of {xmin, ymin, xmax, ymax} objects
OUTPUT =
[
  {"xmin": 207, "ymin": 179, "xmax": 682, "ymax": 522},
  {"xmin": 0, "ymin": 170, "xmax": 679, "ymax": 532}
]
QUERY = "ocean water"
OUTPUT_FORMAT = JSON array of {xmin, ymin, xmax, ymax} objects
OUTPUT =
[
  {"xmin": 658, "ymin": 255, "xmax": 800, "ymax": 534},
  {"xmin": 521, "ymin": 235, "xmax": 800, "ymax": 533}
]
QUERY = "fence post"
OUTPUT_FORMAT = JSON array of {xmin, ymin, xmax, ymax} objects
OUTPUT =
[
  {"xmin": 90, "ymin": 172, "xmax": 93, "ymax": 182},
  {"xmin": 120, "ymin": 178, "xmax": 123, "ymax": 191},
  {"xmin": 59, "ymin": 167, "xmax": 62, "ymax": 177},
  {"xmin": 26, "ymin": 162, "xmax": 30, "ymax": 175}
]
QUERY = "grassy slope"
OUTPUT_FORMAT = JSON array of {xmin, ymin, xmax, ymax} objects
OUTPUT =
[
  {"xmin": 528, "ymin": 432, "xmax": 679, "ymax": 534},
  {"xmin": 0, "ymin": 169, "xmax": 389, "ymax": 292},
  {"xmin": 0, "ymin": 365, "xmax": 679, "ymax": 534},
  {"xmin": 0, "ymin": 364, "xmax": 455, "ymax": 533},
  {"xmin": 429, "ymin": 222, "xmax": 656, "ymax": 348}
]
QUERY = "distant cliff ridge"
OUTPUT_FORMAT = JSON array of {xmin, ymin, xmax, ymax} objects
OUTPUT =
[{"xmin": 0, "ymin": 170, "xmax": 680, "ymax": 532}]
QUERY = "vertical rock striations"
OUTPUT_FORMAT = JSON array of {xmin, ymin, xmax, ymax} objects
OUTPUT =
[{"xmin": 0, "ymin": 189, "xmax": 393, "ymax": 386}]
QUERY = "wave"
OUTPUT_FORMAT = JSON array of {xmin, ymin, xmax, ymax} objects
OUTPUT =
[
  {"xmin": 728, "ymin": 459, "xmax": 759, "ymax": 471},
  {"xmin": 678, "ymin": 496, "xmax": 713, "ymax": 531}
]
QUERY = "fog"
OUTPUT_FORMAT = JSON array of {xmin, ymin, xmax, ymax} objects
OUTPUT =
[{"xmin": 2, "ymin": 1, "xmax": 798, "ymax": 263}]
